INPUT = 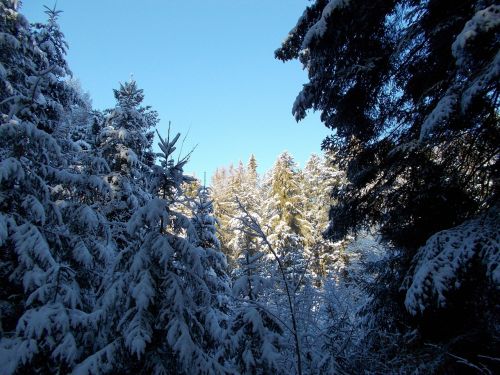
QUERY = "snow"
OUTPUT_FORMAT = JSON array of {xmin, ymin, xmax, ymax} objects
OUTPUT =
[
  {"xmin": 124, "ymin": 310, "xmax": 152, "ymax": 359},
  {"xmin": 131, "ymin": 271, "xmax": 155, "ymax": 310},
  {"xmin": 292, "ymin": 84, "xmax": 314, "ymax": 121},
  {"xmin": 75, "ymin": 205, "xmax": 100, "ymax": 233},
  {"xmin": 14, "ymin": 223, "xmax": 56, "ymax": 269},
  {"xmin": 73, "ymin": 240, "xmax": 93, "ymax": 267},
  {"xmin": 72, "ymin": 341, "xmax": 117, "ymax": 375},
  {"xmin": 452, "ymin": 5, "xmax": 500, "ymax": 66},
  {"xmin": 451, "ymin": 5, "xmax": 500, "ymax": 112},
  {"xmin": 52, "ymin": 332, "xmax": 78, "ymax": 364},
  {"xmin": 242, "ymin": 348, "xmax": 256, "ymax": 367},
  {"xmin": 301, "ymin": 0, "xmax": 351, "ymax": 49},
  {"xmin": 232, "ymin": 275, "xmax": 250, "ymax": 297},
  {"xmin": 419, "ymin": 92, "xmax": 457, "ymax": 141},
  {"xmin": 118, "ymin": 146, "xmax": 138, "ymax": 165},
  {"xmin": 0, "ymin": 62, "xmax": 6, "ymax": 78},
  {"xmin": 0, "ymin": 213, "xmax": 9, "ymax": 246},
  {"xmin": 404, "ymin": 206, "xmax": 500, "ymax": 315},
  {"xmin": 126, "ymin": 198, "xmax": 168, "ymax": 234},
  {"xmin": 152, "ymin": 233, "xmax": 174, "ymax": 264},
  {"xmin": 16, "ymin": 338, "xmax": 38, "ymax": 365},
  {"xmin": 0, "ymin": 32, "xmax": 21, "ymax": 49},
  {"xmin": 460, "ymin": 50, "xmax": 500, "ymax": 111},
  {"xmin": 0, "ymin": 157, "xmax": 25, "ymax": 183},
  {"xmin": 21, "ymin": 195, "xmax": 46, "ymax": 225},
  {"xmin": 16, "ymin": 304, "xmax": 70, "ymax": 341}
]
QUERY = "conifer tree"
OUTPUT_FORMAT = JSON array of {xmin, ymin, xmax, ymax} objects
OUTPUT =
[
  {"xmin": 0, "ymin": 3, "xmax": 109, "ymax": 372},
  {"xmin": 277, "ymin": 0, "xmax": 500, "ymax": 371},
  {"xmin": 211, "ymin": 158, "xmax": 261, "ymax": 273},
  {"xmin": 301, "ymin": 153, "xmax": 346, "ymax": 283},
  {"xmin": 189, "ymin": 184, "xmax": 231, "ymax": 335},
  {"xmin": 79, "ymin": 131, "xmax": 232, "ymax": 375},
  {"xmin": 211, "ymin": 166, "xmax": 238, "ymax": 268},
  {"xmin": 263, "ymin": 152, "xmax": 310, "ymax": 288},
  {"xmin": 94, "ymin": 79, "xmax": 158, "ymax": 262}
]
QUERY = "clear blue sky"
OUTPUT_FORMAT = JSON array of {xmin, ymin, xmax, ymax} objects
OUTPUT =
[{"xmin": 22, "ymin": 1, "xmax": 330, "ymax": 180}]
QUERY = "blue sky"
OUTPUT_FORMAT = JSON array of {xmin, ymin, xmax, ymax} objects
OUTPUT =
[{"xmin": 22, "ymin": 1, "xmax": 330, "ymax": 180}]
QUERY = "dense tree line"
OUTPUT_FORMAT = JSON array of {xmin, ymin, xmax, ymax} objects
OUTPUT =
[
  {"xmin": 1, "ymin": 1, "xmax": 498, "ymax": 374},
  {"xmin": 211, "ymin": 152, "xmax": 345, "ymax": 285}
]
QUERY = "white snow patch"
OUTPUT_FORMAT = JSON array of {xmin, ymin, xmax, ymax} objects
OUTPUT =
[
  {"xmin": 302, "ymin": 0, "xmax": 351, "ymax": 49},
  {"xmin": 419, "ymin": 93, "xmax": 457, "ymax": 141},
  {"xmin": 452, "ymin": 5, "xmax": 500, "ymax": 66},
  {"xmin": 404, "ymin": 207, "xmax": 500, "ymax": 315}
]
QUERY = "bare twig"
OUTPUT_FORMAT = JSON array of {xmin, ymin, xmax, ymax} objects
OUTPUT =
[{"xmin": 234, "ymin": 197, "xmax": 303, "ymax": 375}]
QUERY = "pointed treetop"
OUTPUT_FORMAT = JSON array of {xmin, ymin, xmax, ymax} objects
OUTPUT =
[
  {"xmin": 113, "ymin": 79, "xmax": 144, "ymax": 108},
  {"xmin": 248, "ymin": 154, "xmax": 258, "ymax": 171},
  {"xmin": 43, "ymin": 3, "xmax": 63, "ymax": 23}
]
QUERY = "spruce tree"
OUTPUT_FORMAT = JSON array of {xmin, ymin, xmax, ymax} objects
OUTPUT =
[
  {"xmin": 79, "ymin": 132, "xmax": 232, "ymax": 374},
  {"xmin": 263, "ymin": 152, "xmax": 310, "ymax": 288},
  {"xmin": 301, "ymin": 153, "xmax": 346, "ymax": 284},
  {"xmin": 211, "ymin": 166, "xmax": 238, "ymax": 269},
  {"xmin": 277, "ymin": 0, "xmax": 499, "ymax": 371},
  {"xmin": 189, "ymin": 185, "xmax": 231, "ymax": 350},
  {"xmin": 97, "ymin": 79, "xmax": 157, "ymax": 222},
  {"xmin": 0, "ymin": 3, "xmax": 109, "ymax": 372}
]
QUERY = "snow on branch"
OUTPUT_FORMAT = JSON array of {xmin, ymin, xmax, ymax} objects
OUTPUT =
[
  {"xmin": 301, "ymin": 0, "xmax": 351, "ymax": 50},
  {"xmin": 403, "ymin": 206, "xmax": 500, "ymax": 315},
  {"xmin": 452, "ymin": 5, "xmax": 500, "ymax": 66}
]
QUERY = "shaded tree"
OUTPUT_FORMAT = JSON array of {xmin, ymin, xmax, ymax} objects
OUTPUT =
[{"xmin": 277, "ymin": 0, "xmax": 499, "ymax": 371}]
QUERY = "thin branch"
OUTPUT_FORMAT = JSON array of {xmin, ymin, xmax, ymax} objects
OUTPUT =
[{"xmin": 234, "ymin": 196, "xmax": 304, "ymax": 375}]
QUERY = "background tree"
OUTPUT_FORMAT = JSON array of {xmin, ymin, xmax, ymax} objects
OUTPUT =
[
  {"xmin": 211, "ymin": 156, "xmax": 263, "ymax": 273},
  {"xmin": 301, "ymin": 153, "xmax": 345, "ymax": 284},
  {"xmin": 262, "ymin": 152, "xmax": 310, "ymax": 288}
]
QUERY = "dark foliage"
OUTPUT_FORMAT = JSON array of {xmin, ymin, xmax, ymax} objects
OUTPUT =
[{"xmin": 277, "ymin": 0, "xmax": 499, "ymax": 372}]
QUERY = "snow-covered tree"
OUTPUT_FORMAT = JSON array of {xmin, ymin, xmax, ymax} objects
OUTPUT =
[
  {"xmin": 211, "ymin": 166, "xmax": 237, "ymax": 266},
  {"xmin": 278, "ymin": 1, "xmax": 499, "ymax": 371},
  {"xmin": 79, "ymin": 131, "xmax": 232, "ymax": 374},
  {"xmin": 93, "ymin": 79, "xmax": 158, "ymax": 267},
  {"xmin": 404, "ymin": 204, "xmax": 499, "ymax": 316},
  {"xmin": 190, "ymin": 186, "xmax": 220, "ymax": 249},
  {"xmin": 301, "ymin": 153, "xmax": 348, "ymax": 284},
  {"xmin": 0, "ymin": 4, "xmax": 109, "ymax": 372},
  {"xmin": 211, "ymin": 156, "xmax": 263, "ymax": 273},
  {"xmin": 189, "ymin": 184, "xmax": 231, "ymax": 343},
  {"xmin": 229, "ymin": 210, "xmax": 285, "ymax": 375},
  {"xmin": 263, "ymin": 152, "xmax": 310, "ymax": 289}
]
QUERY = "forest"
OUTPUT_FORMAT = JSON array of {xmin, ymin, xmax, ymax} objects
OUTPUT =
[{"xmin": 0, "ymin": 0, "xmax": 498, "ymax": 374}]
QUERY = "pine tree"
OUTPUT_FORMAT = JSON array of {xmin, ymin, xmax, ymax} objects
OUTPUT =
[
  {"xmin": 0, "ymin": 3, "xmax": 109, "ymax": 372},
  {"xmin": 79, "ymin": 131, "xmax": 232, "ymax": 375},
  {"xmin": 277, "ymin": 0, "xmax": 499, "ymax": 371},
  {"xmin": 263, "ymin": 152, "xmax": 310, "ymax": 288}
]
